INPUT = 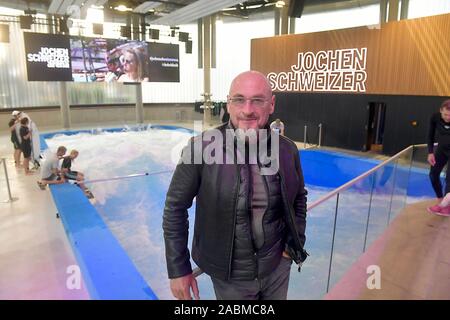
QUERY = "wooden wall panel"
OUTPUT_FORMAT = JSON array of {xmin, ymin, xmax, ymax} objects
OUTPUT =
[{"xmin": 251, "ymin": 13, "xmax": 450, "ymax": 96}]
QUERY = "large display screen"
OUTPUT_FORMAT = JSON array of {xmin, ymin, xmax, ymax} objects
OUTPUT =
[
  {"xmin": 24, "ymin": 32, "xmax": 180, "ymax": 83},
  {"xmin": 148, "ymin": 42, "xmax": 179, "ymax": 82}
]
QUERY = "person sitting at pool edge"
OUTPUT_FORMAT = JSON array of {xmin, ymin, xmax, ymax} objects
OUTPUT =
[
  {"xmin": 37, "ymin": 146, "xmax": 67, "ymax": 189},
  {"xmin": 61, "ymin": 150, "xmax": 93, "ymax": 199}
]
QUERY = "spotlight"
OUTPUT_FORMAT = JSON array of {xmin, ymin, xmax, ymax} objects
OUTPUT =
[
  {"xmin": 178, "ymin": 32, "xmax": 189, "ymax": 42},
  {"xmin": 20, "ymin": 15, "xmax": 33, "ymax": 29},
  {"xmin": 58, "ymin": 17, "xmax": 69, "ymax": 34},
  {"xmin": 149, "ymin": 29, "xmax": 159, "ymax": 40},
  {"xmin": 93, "ymin": 23, "xmax": 103, "ymax": 35},
  {"xmin": 120, "ymin": 25, "xmax": 131, "ymax": 38},
  {"xmin": 186, "ymin": 40, "xmax": 192, "ymax": 54}
]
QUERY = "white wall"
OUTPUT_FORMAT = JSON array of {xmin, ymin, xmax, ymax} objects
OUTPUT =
[
  {"xmin": 295, "ymin": 4, "xmax": 380, "ymax": 33},
  {"xmin": 212, "ymin": 18, "xmax": 274, "ymax": 101},
  {"xmin": 408, "ymin": 0, "xmax": 450, "ymax": 19},
  {"xmin": 141, "ymin": 24, "xmax": 204, "ymax": 104}
]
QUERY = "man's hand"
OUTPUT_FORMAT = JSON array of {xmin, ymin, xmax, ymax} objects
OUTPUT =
[
  {"xmin": 282, "ymin": 251, "xmax": 291, "ymax": 259},
  {"xmin": 170, "ymin": 273, "xmax": 200, "ymax": 300},
  {"xmin": 428, "ymin": 154, "xmax": 436, "ymax": 166}
]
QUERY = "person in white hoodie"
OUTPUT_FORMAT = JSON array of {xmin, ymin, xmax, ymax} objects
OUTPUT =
[{"xmin": 12, "ymin": 110, "xmax": 40, "ymax": 168}]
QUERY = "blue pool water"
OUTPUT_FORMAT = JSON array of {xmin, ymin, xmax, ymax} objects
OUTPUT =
[{"xmin": 43, "ymin": 126, "xmax": 433, "ymax": 299}]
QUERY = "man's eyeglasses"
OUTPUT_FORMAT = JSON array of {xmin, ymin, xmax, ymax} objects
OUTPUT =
[{"xmin": 228, "ymin": 97, "xmax": 270, "ymax": 108}]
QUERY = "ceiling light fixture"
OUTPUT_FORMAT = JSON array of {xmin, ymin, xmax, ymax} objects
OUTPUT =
[
  {"xmin": 115, "ymin": 5, "xmax": 132, "ymax": 12},
  {"xmin": 275, "ymin": 1, "xmax": 286, "ymax": 8}
]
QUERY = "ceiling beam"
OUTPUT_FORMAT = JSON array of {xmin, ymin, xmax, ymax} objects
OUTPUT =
[
  {"xmin": 48, "ymin": 0, "xmax": 64, "ymax": 14},
  {"xmin": 133, "ymin": 1, "xmax": 160, "ymax": 14},
  {"xmin": 95, "ymin": 0, "xmax": 109, "ymax": 6},
  {"xmin": 303, "ymin": 0, "xmax": 379, "ymax": 14},
  {"xmin": 151, "ymin": 0, "xmax": 244, "ymax": 26},
  {"xmin": 56, "ymin": 0, "xmax": 75, "ymax": 15}
]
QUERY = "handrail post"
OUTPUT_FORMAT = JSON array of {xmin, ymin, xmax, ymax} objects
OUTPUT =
[
  {"xmin": 326, "ymin": 193, "xmax": 340, "ymax": 293},
  {"xmin": 363, "ymin": 173, "xmax": 377, "ymax": 252},
  {"xmin": 386, "ymin": 159, "xmax": 399, "ymax": 226},
  {"xmin": 318, "ymin": 123, "xmax": 322, "ymax": 147},
  {"xmin": 1, "ymin": 158, "xmax": 18, "ymax": 203},
  {"xmin": 304, "ymin": 125, "xmax": 307, "ymax": 148}
]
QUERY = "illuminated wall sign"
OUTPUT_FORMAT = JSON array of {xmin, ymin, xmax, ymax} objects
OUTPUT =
[
  {"xmin": 27, "ymin": 47, "xmax": 70, "ymax": 68},
  {"xmin": 24, "ymin": 32, "xmax": 73, "ymax": 81},
  {"xmin": 267, "ymin": 48, "xmax": 367, "ymax": 93}
]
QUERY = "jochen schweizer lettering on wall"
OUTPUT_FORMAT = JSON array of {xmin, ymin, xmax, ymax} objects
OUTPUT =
[{"xmin": 267, "ymin": 48, "xmax": 367, "ymax": 93}]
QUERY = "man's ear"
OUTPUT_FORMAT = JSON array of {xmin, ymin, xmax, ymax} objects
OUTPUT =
[{"xmin": 270, "ymin": 95, "xmax": 276, "ymax": 114}]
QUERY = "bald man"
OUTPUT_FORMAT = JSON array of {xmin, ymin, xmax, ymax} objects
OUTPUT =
[{"xmin": 163, "ymin": 71, "xmax": 308, "ymax": 300}]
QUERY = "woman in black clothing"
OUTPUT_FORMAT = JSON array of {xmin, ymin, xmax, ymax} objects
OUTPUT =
[{"xmin": 428, "ymin": 99, "xmax": 450, "ymax": 200}]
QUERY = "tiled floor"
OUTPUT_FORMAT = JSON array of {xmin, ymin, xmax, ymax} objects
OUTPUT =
[{"xmin": 0, "ymin": 137, "xmax": 89, "ymax": 299}]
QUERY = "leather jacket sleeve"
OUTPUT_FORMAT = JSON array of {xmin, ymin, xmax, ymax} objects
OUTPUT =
[
  {"xmin": 285, "ymin": 148, "xmax": 308, "ymax": 265},
  {"xmin": 293, "ymin": 150, "xmax": 307, "ymax": 249},
  {"xmin": 163, "ymin": 138, "xmax": 202, "ymax": 279}
]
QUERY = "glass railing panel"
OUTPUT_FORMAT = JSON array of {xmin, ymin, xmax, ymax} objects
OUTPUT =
[
  {"xmin": 327, "ymin": 174, "xmax": 374, "ymax": 291},
  {"xmin": 389, "ymin": 147, "xmax": 413, "ymax": 223},
  {"xmin": 288, "ymin": 194, "xmax": 338, "ymax": 299},
  {"xmin": 363, "ymin": 160, "xmax": 397, "ymax": 250}
]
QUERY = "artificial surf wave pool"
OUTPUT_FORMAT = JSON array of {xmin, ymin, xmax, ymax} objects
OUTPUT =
[{"xmin": 42, "ymin": 125, "xmax": 433, "ymax": 299}]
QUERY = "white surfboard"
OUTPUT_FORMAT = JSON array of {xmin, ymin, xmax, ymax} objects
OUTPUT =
[{"xmin": 30, "ymin": 121, "xmax": 41, "ymax": 165}]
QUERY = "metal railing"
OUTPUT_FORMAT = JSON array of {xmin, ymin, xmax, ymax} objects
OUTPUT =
[
  {"xmin": 308, "ymin": 145, "xmax": 417, "ymax": 210},
  {"xmin": 307, "ymin": 143, "xmax": 428, "ymax": 295},
  {"xmin": 1, "ymin": 158, "xmax": 18, "ymax": 203}
]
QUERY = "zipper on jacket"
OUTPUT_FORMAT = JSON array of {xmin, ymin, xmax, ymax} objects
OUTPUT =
[
  {"xmin": 278, "ymin": 172, "xmax": 303, "ymax": 255},
  {"xmin": 227, "ymin": 164, "xmax": 240, "ymax": 280},
  {"xmin": 260, "ymin": 167, "xmax": 270, "ymax": 247},
  {"xmin": 247, "ymin": 164, "xmax": 259, "ymax": 280}
]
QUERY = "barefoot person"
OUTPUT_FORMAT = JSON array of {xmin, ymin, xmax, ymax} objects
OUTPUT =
[
  {"xmin": 8, "ymin": 116, "xmax": 21, "ymax": 167},
  {"xmin": 37, "ymin": 146, "xmax": 67, "ymax": 189},
  {"xmin": 19, "ymin": 118, "xmax": 32, "ymax": 174},
  {"xmin": 61, "ymin": 150, "xmax": 93, "ymax": 198}
]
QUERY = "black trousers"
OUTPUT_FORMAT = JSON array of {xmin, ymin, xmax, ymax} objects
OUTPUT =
[
  {"xmin": 429, "ymin": 147, "xmax": 450, "ymax": 198},
  {"xmin": 210, "ymin": 257, "xmax": 292, "ymax": 300}
]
